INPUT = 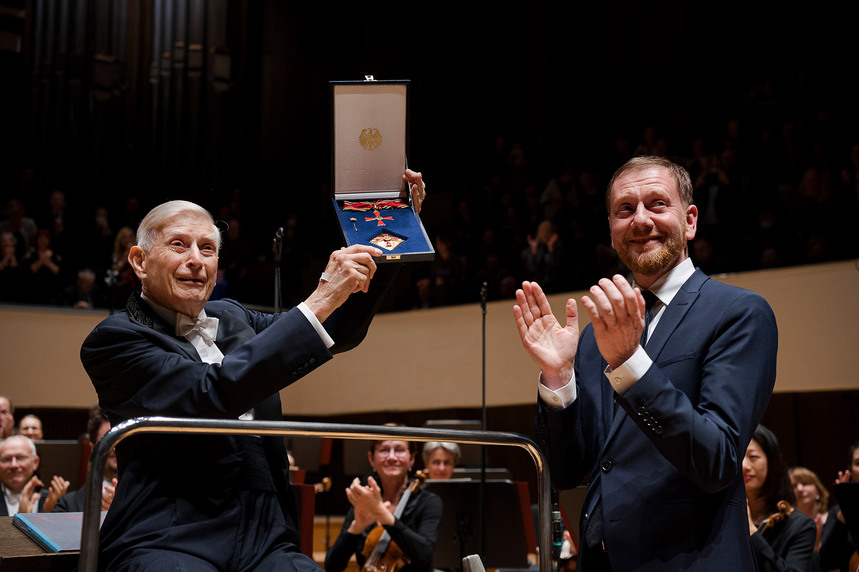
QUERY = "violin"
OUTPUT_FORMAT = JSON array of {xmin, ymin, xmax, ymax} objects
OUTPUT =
[
  {"xmin": 313, "ymin": 477, "xmax": 332, "ymax": 494},
  {"xmin": 760, "ymin": 500, "xmax": 793, "ymax": 531},
  {"xmin": 360, "ymin": 470, "xmax": 426, "ymax": 572}
]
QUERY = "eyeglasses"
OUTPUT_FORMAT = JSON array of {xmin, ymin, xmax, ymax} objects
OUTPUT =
[
  {"xmin": 0, "ymin": 455, "xmax": 32, "ymax": 465},
  {"xmin": 375, "ymin": 446, "xmax": 411, "ymax": 458}
]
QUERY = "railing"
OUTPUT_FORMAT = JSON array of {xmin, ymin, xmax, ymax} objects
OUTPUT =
[{"xmin": 79, "ymin": 417, "xmax": 552, "ymax": 572}]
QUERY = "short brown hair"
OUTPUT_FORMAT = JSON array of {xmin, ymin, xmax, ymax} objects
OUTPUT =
[{"xmin": 606, "ymin": 156, "xmax": 694, "ymax": 212}]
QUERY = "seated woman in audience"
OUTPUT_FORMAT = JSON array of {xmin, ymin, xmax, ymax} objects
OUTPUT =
[
  {"xmin": 745, "ymin": 424, "xmax": 817, "ymax": 572},
  {"xmin": 325, "ymin": 436, "xmax": 442, "ymax": 572},
  {"xmin": 422, "ymin": 441, "xmax": 460, "ymax": 480},
  {"xmin": 790, "ymin": 466, "xmax": 830, "ymax": 551}
]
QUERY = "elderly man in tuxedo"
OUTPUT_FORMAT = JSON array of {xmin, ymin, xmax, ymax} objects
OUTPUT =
[
  {"xmin": 81, "ymin": 171, "xmax": 425, "ymax": 571},
  {"xmin": 514, "ymin": 156, "xmax": 777, "ymax": 570}
]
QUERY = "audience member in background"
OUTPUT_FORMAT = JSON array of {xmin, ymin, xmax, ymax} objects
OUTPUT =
[
  {"xmin": 0, "ymin": 231, "xmax": 24, "ymax": 302},
  {"xmin": 104, "ymin": 225, "xmax": 137, "ymax": 309},
  {"xmin": 0, "ymin": 435, "xmax": 54, "ymax": 514},
  {"xmin": 744, "ymin": 424, "xmax": 816, "ymax": 572},
  {"xmin": 325, "ymin": 437, "xmax": 442, "ymax": 572},
  {"xmin": 53, "ymin": 405, "xmax": 118, "ymax": 513},
  {"xmin": 17, "ymin": 414, "xmax": 43, "ymax": 441},
  {"xmin": 790, "ymin": 466, "xmax": 830, "ymax": 551},
  {"xmin": 819, "ymin": 440, "xmax": 859, "ymax": 572},
  {"xmin": 522, "ymin": 220, "xmax": 568, "ymax": 294},
  {"xmin": 0, "ymin": 396, "xmax": 14, "ymax": 439},
  {"xmin": 22, "ymin": 228, "xmax": 62, "ymax": 304},
  {"xmin": 421, "ymin": 442, "xmax": 460, "ymax": 480},
  {"xmin": 0, "ymin": 199, "xmax": 37, "ymax": 259},
  {"xmin": 57, "ymin": 267, "xmax": 104, "ymax": 309}
]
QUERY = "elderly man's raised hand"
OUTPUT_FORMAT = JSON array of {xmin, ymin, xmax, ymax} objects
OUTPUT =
[{"xmin": 304, "ymin": 244, "xmax": 383, "ymax": 323}]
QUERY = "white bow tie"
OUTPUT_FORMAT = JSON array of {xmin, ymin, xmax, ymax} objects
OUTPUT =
[{"xmin": 176, "ymin": 314, "xmax": 219, "ymax": 345}]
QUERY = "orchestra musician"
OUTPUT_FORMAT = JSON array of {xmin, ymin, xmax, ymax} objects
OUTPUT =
[{"xmin": 324, "ymin": 436, "xmax": 442, "ymax": 572}]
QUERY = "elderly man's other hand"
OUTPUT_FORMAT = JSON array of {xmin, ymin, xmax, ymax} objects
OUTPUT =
[
  {"xmin": 304, "ymin": 244, "xmax": 383, "ymax": 323},
  {"xmin": 403, "ymin": 169, "xmax": 426, "ymax": 214}
]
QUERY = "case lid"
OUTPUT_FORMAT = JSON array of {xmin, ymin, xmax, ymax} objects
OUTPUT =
[{"xmin": 332, "ymin": 81, "xmax": 408, "ymax": 199}]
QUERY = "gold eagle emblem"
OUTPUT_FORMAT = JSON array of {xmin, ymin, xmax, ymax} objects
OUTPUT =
[{"xmin": 359, "ymin": 128, "xmax": 383, "ymax": 151}]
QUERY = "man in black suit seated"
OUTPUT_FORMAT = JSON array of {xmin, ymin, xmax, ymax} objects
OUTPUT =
[{"xmin": 80, "ymin": 171, "xmax": 426, "ymax": 571}]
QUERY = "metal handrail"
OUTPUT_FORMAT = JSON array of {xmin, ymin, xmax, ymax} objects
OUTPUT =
[{"xmin": 79, "ymin": 417, "xmax": 552, "ymax": 572}]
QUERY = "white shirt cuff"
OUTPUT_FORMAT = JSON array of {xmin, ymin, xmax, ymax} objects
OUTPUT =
[
  {"xmin": 538, "ymin": 371, "xmax": 577, "ymax": 410},
  {"xmin": 297, "ymin": 302, "xmax": 335, "ymax": 349},
  {"xmin": 604, "ymin": 345, "xmax": 652, "ymax": 394}
]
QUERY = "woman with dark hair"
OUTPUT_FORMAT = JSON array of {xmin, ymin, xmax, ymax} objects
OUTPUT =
[
  {"xmin": 325, "ymin": 434, "xmax": 442, "ymax": 572},
  {"xmin": 745, "ymin": 424, "xmax": 817, "ymax": 572}
]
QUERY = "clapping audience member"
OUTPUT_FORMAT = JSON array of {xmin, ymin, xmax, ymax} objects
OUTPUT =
[
  {"xmin": 53, "ymin": 405, "xmax": 118, "ymax": 513},
  {"xmin": 17, "ymin": 414, "xmax": 43, "ymax": 441},
  {"xmin": 22, "ymin": 228, "xmax": 62, "ymax": 303},
  {"xmin": 325, "ymin": 436, "xmax": 442, "ymax": 572},
  {"xmin": 0, "ymin": 435, "xmax": 50, "ymax": 514},
  {"xmin": 819, "ymin": 441, "xmax": 859, "ymax": 572},
  {"xmin": 790, "ymin": 466, "xmax": 830, "ymax": 551},
  {"xmin": 0, "ymin": 199, "xmax": 37, "ymax": 260},
  {"xmin": 744, "ymin": 424, "xmax": 816, "ymax": 572},
  {"xmin": 421, "ymin": 442, "xmax": 460, "ymax": 480},
  {"xmin": 0, "ymin": 231, "xmax": 24, "ymax": 302}
]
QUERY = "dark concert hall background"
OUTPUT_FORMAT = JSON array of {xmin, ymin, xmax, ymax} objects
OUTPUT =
[{"xmin": 1, "ymin": 0, "xmax": 857, "ymax": 312}]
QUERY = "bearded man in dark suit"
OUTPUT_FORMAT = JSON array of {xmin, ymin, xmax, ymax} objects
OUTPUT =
[{"xmin": 514, "ymin": 156, "xmax": 777, "ymax": 571}]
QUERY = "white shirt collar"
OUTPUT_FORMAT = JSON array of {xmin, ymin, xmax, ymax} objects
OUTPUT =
[
  {"xmin": 636, "ymin": 257, "xmax": 695, "ymax": 307},
  {"xmin": 141, "ymin": 293, "xmax": 208, "ymax": 328}
]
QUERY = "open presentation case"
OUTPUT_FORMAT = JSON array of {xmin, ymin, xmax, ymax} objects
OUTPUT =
[{"xmin": 330, "ymin": 78, "xmax": 434, "ymax": 263}]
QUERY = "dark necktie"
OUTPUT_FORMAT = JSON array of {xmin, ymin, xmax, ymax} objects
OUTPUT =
[{"xmin": 641, "ymin": 290, "xmax": 659, "ymax": 347}]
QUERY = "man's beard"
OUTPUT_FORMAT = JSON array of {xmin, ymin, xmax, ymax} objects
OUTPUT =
[{"xmin": 616, "ymin": 222, "xmax": 687, "ymax": 276}]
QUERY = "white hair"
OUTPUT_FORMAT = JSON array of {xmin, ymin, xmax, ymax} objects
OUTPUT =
[
  {"xmin": 0, "ymin": 434, "xmax": 38, "ymax": 458},
  {"xmin": 135, "ymin": 200, "xmax": 221, "ymax": 253},
  {"xmin": 422, "ymin": 441, "xmax": 461, "ymax": 465}
]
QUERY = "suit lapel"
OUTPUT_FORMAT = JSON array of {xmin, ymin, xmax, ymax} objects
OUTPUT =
[
  {"xmin": 643, "ymin": 269, "xmax": 707, "ymax": 361},
  {"xmin": 600, "ymin": 270, "xmax": 708, "ymax": 452}
]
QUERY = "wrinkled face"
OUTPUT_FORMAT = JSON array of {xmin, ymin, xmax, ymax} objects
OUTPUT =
[
  {"xmin": 608, "ymin": 166, "xmax": 697, "ymax": 285},
  {"xmin": 18, "ymin": 416, "xmax": 42, "ymax": 441},
  {"xmin": 130, "ymin": 213, "xmax": 219, "ymax": 318},
  {"xmin": 0, "ymin": 438, "xmax": 39, "ymax": 493},
  {"xmin": 369, "ymin": 440, "xmax": 414, "ymax": 482},
  {"xmin": 0, "ymin": 398, "xmax": 13, "ymax": 438},
  {"xmin": 743, "ymin": 439, "xmax": 768, "ymax": 498},
  {"xmin": 426, "ymin": 447, "xmax": 456, "ymax": 480}
]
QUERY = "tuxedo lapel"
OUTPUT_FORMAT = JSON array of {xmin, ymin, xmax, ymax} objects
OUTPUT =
[
  {"xmin": 126, "ymin": 292, "xmax": 200, "ymax": 362},
  {"xmin": 209, "ymin": 308, "xmax": 257, "ymax": 355}
]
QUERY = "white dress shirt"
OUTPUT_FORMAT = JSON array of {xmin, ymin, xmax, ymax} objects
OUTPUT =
[{"xmin": 539, "ymin": 258, "xmax": 696, "ymax": 410}]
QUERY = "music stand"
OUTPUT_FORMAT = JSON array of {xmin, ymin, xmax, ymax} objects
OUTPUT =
[{"xmin": 425, "ymin": 479, "xmax": 530, "ymax": 570}]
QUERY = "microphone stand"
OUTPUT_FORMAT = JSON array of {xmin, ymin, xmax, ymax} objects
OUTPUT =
[
  {"xmin": 478, "ymin": 281, "xmax": 488, "ymax": 560},
  {"xmin": 272, "ymin": 227, "xmax": 283, "ymax": 313}
]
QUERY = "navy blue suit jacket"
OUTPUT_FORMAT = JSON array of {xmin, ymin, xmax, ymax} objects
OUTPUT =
[
  {"xmin": 538, "ymin": 268, "xmax": 778, "ymax": 570},
  {"xmin": 80, "ymin": 266, "xmax": 398, "ymax": 568}
]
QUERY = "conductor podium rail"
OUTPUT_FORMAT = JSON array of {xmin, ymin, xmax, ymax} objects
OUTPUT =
[{"xmin": 79, "ymin": 418, "xmax": 552, "ymax": 572}]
